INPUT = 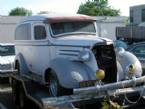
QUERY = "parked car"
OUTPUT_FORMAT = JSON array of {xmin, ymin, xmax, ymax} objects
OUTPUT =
[
  {"xmin": 0, "ymin": 43, "xmax": 15, "ymax": 75},
  {"xmin": 14, "ymin": 13, "xmax": 142, "ymax": 97},
  {"xmin": 113, "ymin": 40, "xmax": 128, "ymax": 49},
  {"xmin": 127, "ymin": 42, "xmax": 145, "ymax": 74}
]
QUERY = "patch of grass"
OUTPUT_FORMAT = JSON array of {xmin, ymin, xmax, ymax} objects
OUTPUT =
[{"xmin": 101, "ymin": 98, "xmax": 122, "ymax": 109}]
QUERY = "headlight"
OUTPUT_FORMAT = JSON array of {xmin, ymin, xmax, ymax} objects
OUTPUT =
[
  {"xmin": 126, "ymin": 64, "xmax": 136, "ymax": 79},
  {"xmin": 127, "ymin": 64, "xmax": 136, "ymax": 74},
  {"xmin": 96, "ymin": 69, "xmax": 105, "ymax": 80},
  {"xmin": 79, "ymin": 50, "xmax": 90, "ymax": 61}
]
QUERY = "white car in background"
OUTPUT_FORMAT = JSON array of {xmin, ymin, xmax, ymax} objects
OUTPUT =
[{"xmin": 0, "ymin": 43, "xmax": 15, "ymax": 77}]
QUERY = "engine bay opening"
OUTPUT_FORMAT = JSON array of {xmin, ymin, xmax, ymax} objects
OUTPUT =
[{"xmin": 92, "ymin": 44, "xmax": 117, "ymax": 83}]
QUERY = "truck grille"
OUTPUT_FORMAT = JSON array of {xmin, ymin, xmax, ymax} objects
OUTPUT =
[
  {"xmin": 92, "ymin": 44, "xmax": 117, "ymax": 83},
  {"xmin": 0, "ymin": 64, "xmax": 12, "ymax": 70}
]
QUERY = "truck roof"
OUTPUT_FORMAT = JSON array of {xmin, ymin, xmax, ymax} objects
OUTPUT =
[{"xmin": 20, "ymin": 12, "xmax": 96, "ymax": 23}]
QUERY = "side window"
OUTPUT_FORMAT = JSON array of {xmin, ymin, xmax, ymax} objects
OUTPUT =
[
  {"xmin": 15, "ymin": 23, "xmax": 31, "ymax": 40},
  {"xmin": 34, "ymin": 25, "xmax": 46, "ymax": 40},
  {"xmin": 132, "ymin": 45, "xmax": 145, "ymax": 58}
]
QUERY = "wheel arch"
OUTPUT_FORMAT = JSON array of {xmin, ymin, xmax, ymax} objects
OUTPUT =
[
  {"xmin": 14, "ymin": 53, "xmax": 29, "ymax": 74},
  {"xmin": 44, "ymin": 68, "xmax": 53, "ymax": 83}
]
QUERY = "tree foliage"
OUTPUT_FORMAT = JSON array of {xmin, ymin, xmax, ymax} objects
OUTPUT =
[
  {"xmin": 77, "ymin": 0, "xmax": 120, "ymax": 16},
  {"xmin": 9, "ymin": 7, "xmax": 32, "ymax": 16}
]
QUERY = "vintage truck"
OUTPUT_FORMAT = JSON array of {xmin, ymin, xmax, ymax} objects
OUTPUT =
[{"xmin": 11, "ymin": 13, "xmax": 145, "ymax": 109}]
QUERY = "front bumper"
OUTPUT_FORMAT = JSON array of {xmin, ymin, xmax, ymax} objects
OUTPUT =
[{"xmin": 42, "ymin": 76, "xmax": 145, "ymax": 108}]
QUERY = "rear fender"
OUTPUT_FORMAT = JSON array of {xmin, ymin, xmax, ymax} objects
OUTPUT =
[{"xmin": 15, "ymin": 53, "xmax": 29, "ymax": 74}]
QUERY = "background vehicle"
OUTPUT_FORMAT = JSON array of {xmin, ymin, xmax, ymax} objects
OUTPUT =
[
  {"xmin": 113, "ymin": 40, "xmax": 128, "ymax": 49},
  {"xmin": 116, "ymin": 26, "xmax": 145, "ymax": 44},
  {"xmin": 0, "ymin": 43, "xmax": 15, "ymax": 83},
  {"xmin": 127, "ymin": 42, "xmax": 145, "ymax": 74}
]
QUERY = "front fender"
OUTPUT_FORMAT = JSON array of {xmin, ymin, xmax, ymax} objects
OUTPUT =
[
  {"xmin": 49, "ymin": 58, "xmax": 96, "ymax": 89},
  {"xmin": 116, "ymin": 48, "xmax": 142, "ymax": 79}
]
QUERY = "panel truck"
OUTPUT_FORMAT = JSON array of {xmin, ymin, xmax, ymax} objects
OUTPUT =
[{"xmin": 11, "ymin": 13, "xmax": 145, "ymax": 109}]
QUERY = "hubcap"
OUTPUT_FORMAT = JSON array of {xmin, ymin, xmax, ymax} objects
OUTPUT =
[{"xmin": 49, "ymin": 79, "xmax": 58, "ymax": 97}]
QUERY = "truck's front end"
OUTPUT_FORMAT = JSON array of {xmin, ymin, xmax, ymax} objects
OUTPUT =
[
  {"xmin": 46, "ymin": 13, "xmax": 143, "ymax": 88},
  {"xmin": 92, "ymin": 43, "xmax": 117, "ymax": 83}
]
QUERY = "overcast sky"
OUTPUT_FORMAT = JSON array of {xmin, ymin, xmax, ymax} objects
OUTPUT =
[{"xmin": 0, "ymin": 0, "xmax": 145, "ymax": 16}]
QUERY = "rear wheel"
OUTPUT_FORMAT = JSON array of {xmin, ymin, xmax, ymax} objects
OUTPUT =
[{"xmin": 48, "ymin": 71, "xmax": 73, "ymax": 96}]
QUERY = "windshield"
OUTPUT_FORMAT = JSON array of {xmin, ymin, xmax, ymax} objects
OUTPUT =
[
  {"xmin": 0, "ymin": 45, "xmax": 15, "ymax": 56},
  {"xmin": 50, "ymin": 21, "xmax": 96, "ymax": 36}
]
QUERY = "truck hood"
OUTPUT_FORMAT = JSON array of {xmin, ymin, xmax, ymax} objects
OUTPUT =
[
  {"xmin": 51, "ymin": 35, "xmax": 113, "ymax": 47},
  {"xmin": 0, "ymin": 55, "xmax": 15, "ymax": 65}
]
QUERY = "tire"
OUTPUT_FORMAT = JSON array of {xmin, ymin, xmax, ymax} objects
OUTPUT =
[{"xmin": 48, "ymin": 71, "xmax": 73, "ymax": 97}]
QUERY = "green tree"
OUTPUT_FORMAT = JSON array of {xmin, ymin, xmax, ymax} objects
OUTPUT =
[
  {"xmin": 9, "ymin": 7, "xmax": 32, "ymax": 16},
  {"xmin": 77, "ymin": 0, "xmax": 120, "ymax": 16}
]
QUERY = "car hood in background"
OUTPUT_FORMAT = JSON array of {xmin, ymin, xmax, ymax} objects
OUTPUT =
[{"xmin": 0, "ymin": 55, "xmax": 15, "ymax": 65}]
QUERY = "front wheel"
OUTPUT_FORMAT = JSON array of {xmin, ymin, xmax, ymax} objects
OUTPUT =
[{"xmin": 48, "ymin": 71, "xmax": 73, "ymax": 97}]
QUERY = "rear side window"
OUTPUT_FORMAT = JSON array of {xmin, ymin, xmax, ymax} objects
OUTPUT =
[
  {"xmin": 34, "ymin": 25, "xmax": 46, "ymax": 40},
  {"xmin": 15, "ymin": 23, "xmax": 31, "ymax": 40}
]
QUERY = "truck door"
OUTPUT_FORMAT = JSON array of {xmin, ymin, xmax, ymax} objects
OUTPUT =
[{"xmin": 31, "ymin": 22, "xmax": 50, "ymax": 75}]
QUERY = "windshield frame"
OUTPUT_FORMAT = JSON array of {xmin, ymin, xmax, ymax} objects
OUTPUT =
[{"xmin": 49, "ymin": 21, "xmax": 96, "ymax": 38}]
